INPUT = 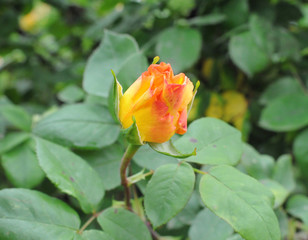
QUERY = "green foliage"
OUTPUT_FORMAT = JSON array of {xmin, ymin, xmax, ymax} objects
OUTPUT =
[
  {"xmin": 74, "ymin": 230, "xmax": 113, "ymax": 240},
  {"xmin": 57, "ymin": 85, "xmax": 85, "ymax": 104},
  {"xmin": 259, "ymin": 94, "xmax": 308, "ymax": 131},
  {"xmin": 33, "ymin": 103, "xmax": 120, "ymax": 149},
  {"xmin": 229, "ymin": 31, "xmax": 271, "ymax": 77},
  {"xmin": 0, "ymin": 188, "xmax": 80, "ymax": 240},
  {"xmin": 79, "ymin": 144, "xmax": 123, "ymax": 190},
  {"xmin": 286, "ymin": 195, "xmax": 308, "ymax": 226},
  {"xmin": 2, "ymin": 138, "xmax": 44, "ymax": 188},
  {"xmin": 0, "ymin": 132, "xmax": 30, "ymax": 154},
  {"xmin": 239, "ymin": 143, "xmax": 275, "ymax": 180},
  {"xmin": 133, "ymin": 144, "xmax": 179, "ymax": 170},
  {"xmin": 261, "ymin": 179, "xmax": 289, "ymax": 209},
  {"xmin": 97, "ymin": 208, "xmax": 151, "ymax": 240},
  {"xmin": 83, "ymin": 30, "xmax": 144, "ymax": 97},
  {"xmin": 155, "ymin": 27, "xmax": 202, "ymax": 73},
  {"xmin": 272, "ymin": 154, "xmax": 296, "ymax": 192},
  {"xmin": 149, "ymin": 140, "xmax": 196, "ymax": 158},
  {"xmin": 36, "ymin": 138, "xmax": 105, "ymax": 213},
  {"xmin": 293, "ymin": 128, "xmax": 308, "ymax": 178},
  {"xmin": 259, "ymin": 77, "xmax": 303, "ymax": 105},
  {"xmin": 1, "ymin": 0, "xmax": 308, "ymax": 239},
  {"xmin": 189, "ymin": 208, "xmax": 233, "ymax": 240},
  {"xmin": 0, "ymin": 105, "xmax": 32, "ymax": 131},
  {"xmin": 144, "ymin": 163, "xmax": 195, "ymax": 228},
  {"xmin": 199, "ymin": 165, "xmax": 280, "ymax": 240},
  {"xmin": 175, "ymin": 118, "xmax": 242, "ymax": 165}
]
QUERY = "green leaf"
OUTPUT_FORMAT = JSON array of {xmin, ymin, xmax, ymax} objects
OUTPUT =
[
  {"xmin": 167, "ymin": 191, "xmax": 201, "ymax": 228},
  {"xmin": 187, "ymin": 14, "xmax": 226, "ymax": 26},
  {"xmin": 133, "ymin": 144, "xmax": 179, "ymax": 170},
  {"xmin": 33, "ymin": 103, "xmax": 120, "ymax": 149},
  {"xmin": 0, "ymin": 188, "xmax": 80, "ymax": 240},
  {"xmin": 0, "ymin": 105, "xmax": 32, "ymax": 131},
  {"xmin": 74, "ymin": 230, "xmax": 113, "ymax": 240},
  {"xmin": 299, "ymin": 4, "xmax": 308, "ymax": 28},
  {"xmin": 97, "ymin": 207, "xmax": 151, "ymax": 240},
  {"xmin": 227, "ymin": 234, "xmax": 245, "ymax": 240},
  {"xmin": 249, "ymin": 14, "xmax": 275, "ymax": 58},
  {"xmin": 117, "ymin": 52, "xmax": 148, "ymax": 92},
  {"xmin": 0, "ymin": 98, "xmax": 12, "ymax": 135},
  {"xmin": 272, "ymin": 154, "xmax": 296, "ymax": 192},
  {"xmin": 199, "ymin": 165, "xmax": 280, "ymax": 240},
  {"xmin": 229, "ymin": 31, "xmax": 270, "ymax": 77},
  {"xmin": 259, "ymin": 93, "xmax": 308, "ymax": 131},
  {"xmin": 275, "ymin": 209, "xmax": 288, "ymax": 240},
  {"xmin": 83, "ymin": 30, "xmax": 139, "ymax": 97},
  {"xmin": 222, "ymin": 0, "xmax": 249, "ymax": 28},
  {"xmin": 167, "ymin": 0, "xmax": 195, "ymax": 16},
  {"xmin": 149, "ymin": 140, "xmax": 196, "ymax": 159},
  {"xmin": 294, "ymin": 128, "xmax": 308, "ymax": 178},
  {"xmin": 286, "ymin": 195, "xmax": 308, "ymax": 225},
  {"xmin": 239, "ymin": 143, "xmax": 274, "ymax": 180},
  {"xmin": 261, "ymin": 179, "xmax": 289, "ymax": 209},
  {"xmin": 188, "ymin": 208, "xmax": 233, "ymax": 240},
  {"xmin": 144, "ymin": 162, "xmax": 195, "ymax": 228},
  {"xmin": 79, "ymin": 144, "xmax": 124, "ymax": 190},
  {"xmin": 155, "ymin": 27, "xmax": 202, "ymax": 73},
  {"xmin": 1, "ymin": 138, "xmax": 45, "ymax": 188},
  {"xmin": 0, "ymin": 132, "xmax": 30, "ymax": 154},
  {"xmin": 85, "ymin": 95, "xmax": 108, "ymax": 106},
  {"xmin": 175, "ymin": 118, "xmax": 242, "ymax": 165},
  {"xmin": 259, "ymin": 77, "xmax": 302, "ymax": 105},
  {"xmin": 58, "ymin": 85, "xmax": 85, "ymax": 104},
  {"xmin": 247, "ymin": 14, "xmax": 300, "ymax": 63},
  {"xmin": 274, "ymin": 28, "xmax": 301, "ymax": 62},
  {"xmin": 35, "ymin": 138, "xmax": 105, "ymax": 213}
]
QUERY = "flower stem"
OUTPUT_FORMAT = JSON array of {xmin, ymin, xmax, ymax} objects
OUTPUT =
[
  {"xmin": 146, "ymin": 221, "xmax": 160, "ymax": 240},
  {"xmin": 120, "ymin": 144, "xmax": 141, "ymax": 210}
]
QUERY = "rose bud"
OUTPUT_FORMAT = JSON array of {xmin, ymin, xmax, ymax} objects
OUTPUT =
[{"xmin": 119, "ymin": 62, "xmax": 194, "ymax": 143}]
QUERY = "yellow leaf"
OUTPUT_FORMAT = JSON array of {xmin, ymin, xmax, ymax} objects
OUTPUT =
[
  {"xmin": 221, "ymin": 90, "xmax": 248, "ymax": 130},
  {"xmin": 233, "ymin": 115, "xmax": 244, "ymax": 130},
  {"xmin": 19, "ymin": 2, "xmax": 53, "ymax": 32},
  {"xmin": 202, "ymin": 58, "xmax": 214, "ymax": 79},
  {"xmin": 205, "ymin": 93, "xmax": 224, "ymax": 119}
]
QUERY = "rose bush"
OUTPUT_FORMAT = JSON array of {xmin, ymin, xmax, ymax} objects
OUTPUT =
[
  {"xmin": 119, "ymin": 62, "xmax": 194, "ymax": 143},
  {"xmin": 1, "ymin": 1, "xmax": 307, "ymax": 240}
]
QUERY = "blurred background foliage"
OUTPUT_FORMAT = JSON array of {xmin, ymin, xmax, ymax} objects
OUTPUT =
[{"xmin": 1, "ymin": 0, "xmax": 308, "ymax": 239}]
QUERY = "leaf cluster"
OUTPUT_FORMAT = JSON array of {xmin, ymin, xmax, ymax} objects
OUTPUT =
[{"xmin": 1, "ymin": 0, "xmax": 308, "ymax": 239}]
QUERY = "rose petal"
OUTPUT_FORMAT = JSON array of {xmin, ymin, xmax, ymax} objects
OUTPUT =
[
  {"xmin": 176, "ymin": 109, "xmax": 188, "ymax": 135},
  {"xmin": 134, "ymin": 98, "xmax": 176, "ymax": 143}
]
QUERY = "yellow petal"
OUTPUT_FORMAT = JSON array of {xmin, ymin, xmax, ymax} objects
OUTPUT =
[{"xmin": 133, "ymin": 99, "xmax": 177, "ymax": 143}]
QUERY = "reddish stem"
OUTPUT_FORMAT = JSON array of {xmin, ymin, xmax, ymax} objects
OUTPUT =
[{"xmin": 120, "ymin": 144, "xmax": 140, "ymax": 210}]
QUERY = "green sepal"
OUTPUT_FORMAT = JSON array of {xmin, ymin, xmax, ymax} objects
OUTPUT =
[
  {"xmin": 152, "ymin": 56, "xmax": 160, "ymax": 64},
  {"xmin": 149, "ymin": 140, "xmax": 196, "ymax": 159},
  {"xmin": 187, "ymin": 80, "xmax": 200, "ymax": 115},
  {"xmin": 108, "ymin": 70, "xmax": 123, "ymax": 122},
  {"xmin": 122, "ymin": 117, "xmax": 143, "ymax": 145}
]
